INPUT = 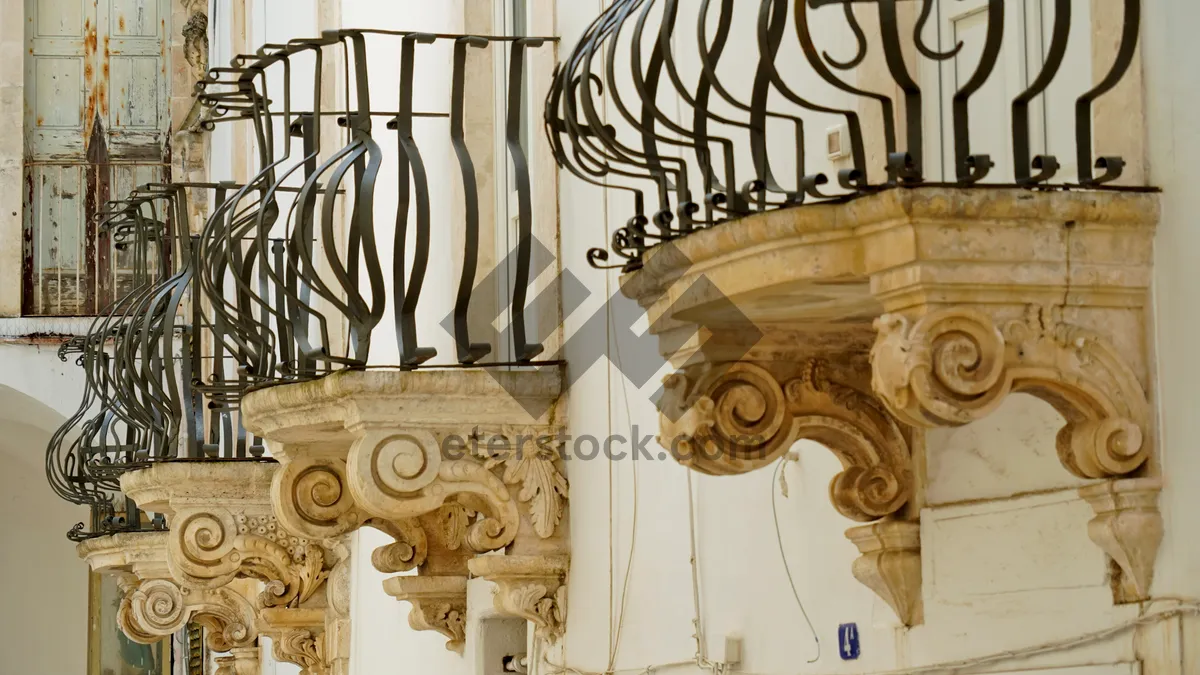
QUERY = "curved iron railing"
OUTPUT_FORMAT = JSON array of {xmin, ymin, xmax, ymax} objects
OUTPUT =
[
  {"xmin": 46, "ymin": 28, "xmax": 558, "ymax": 539},
  {"xmin": 194, "ymin": 29, "xmax": 555, "ymax": 373},
  {"xmin": 547, "ymin": 0, "xmax": 1144, "ymax": 270}
]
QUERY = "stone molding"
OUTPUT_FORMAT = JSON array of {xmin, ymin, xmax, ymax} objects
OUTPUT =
[
  {"xmin": 622, "ymin": 186, "xmax": 1160, "ymax": 614},
  {"xmin": 242, "ymin": 368, "xmax": 571, "ymax": 645}
]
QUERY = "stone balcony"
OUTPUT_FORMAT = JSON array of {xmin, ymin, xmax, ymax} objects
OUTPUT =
[
  {"xmin": 622, "ymin": 186, "xmax": 1162, "ymax": 624},
  {"xmin": 241, "ymin": 367, "xmax": 569, "ymax": 647}
]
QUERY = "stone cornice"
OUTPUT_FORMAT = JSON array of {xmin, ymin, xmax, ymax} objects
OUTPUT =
[
  {"xmin": 242, "ymin": 368, "xmax": 563, "ymax": 445},
  {"xmin": 623, "ymin": 187, "xmax": 1159, "ymax": 310}
]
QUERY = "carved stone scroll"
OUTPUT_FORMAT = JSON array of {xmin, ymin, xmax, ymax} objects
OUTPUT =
[
  {"xmin": 659, "ymin": 355, "xmax": 914, "ymax": 522},
  {"xmin": 871, "ymin": 305, "xmax": 1151, "ymax": 480},
  {"xmin": 243, "ymin": 369, "xmax": 572, "ymax": 646},
  {"xmin": 121, "ymin": 463, "xmax": 336, "ymax": 611}
]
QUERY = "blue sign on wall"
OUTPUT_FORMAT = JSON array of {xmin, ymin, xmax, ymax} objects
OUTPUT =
[{"xmin": 838, "ymin": 623, "xmax": 861, "ymax": 661}]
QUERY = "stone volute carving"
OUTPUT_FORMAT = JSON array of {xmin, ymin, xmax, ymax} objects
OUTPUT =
[
  {"xmin": 119, "ymin": 463, "xmax": 341, "ymax": 674},
  {"xmin": 655, "ymin": 334, "xmax": 921, "ymax": 625},
  {"xmin": 871, "ymin": 305, "xmax": 1151, "ymax": 480},
  {"xmin": 77, "ymin": 533, "xmax": 261, "ymax": 660},
  {"xmin": 242, "ymin": 368, "xmax": 571, "ymax": 646},
  {"xmin": 623, "ymin": 186, "xmax": 1162, "ymax": 614}
]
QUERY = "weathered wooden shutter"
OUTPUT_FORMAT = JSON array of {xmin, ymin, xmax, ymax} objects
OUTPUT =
[{"xmin": 23, "ymin": 0, "xmax": 170, "ymax": 315}]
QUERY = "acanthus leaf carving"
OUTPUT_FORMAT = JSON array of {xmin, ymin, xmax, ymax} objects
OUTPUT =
[
  {"xmin": 483, "ymin": 447, "xmax": 569, "ymax": 539},
  {"xmin": 273, "ymin": 629, "xmax": 327, "ymax": 675},
  {"xmin": 871, "ymin": 305, "xmax": 1150, "ymax": 479},
  {"xmin": 468, "ymin": 555, "xmax": 568, "ymax": 643},
  {"xmin": 383, "ymin": 575, "xmax": 469, "ymax": 654}
]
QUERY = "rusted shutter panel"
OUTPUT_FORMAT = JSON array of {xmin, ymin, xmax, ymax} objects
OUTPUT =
[{"xmin": 23, "ymin": 0, "xmax": 170, "ymax": 316}]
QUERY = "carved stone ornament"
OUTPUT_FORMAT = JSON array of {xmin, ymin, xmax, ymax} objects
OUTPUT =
[
  {"xmin": 660, "ymin": 356, "xmax": 913, "ymax": 522},
  {"xmin": 243, "ymin": 369, "xmax": 572, "ymax": 640},
  {"xmin": 871, "ymin": 305, "xmax": 1151, "ymax": 480},
  {"xmin": 214, "ymin": 647, "xmax": 261, "ymax": 675},
  {"xmin": 121, "ymin": 462, "xmax": 335, "ymax": 610},
  {"xmin": 244, "ymin": 369, "xmax": 567, "ymax": 545},
  {"xmin": 1080, "ymin": 477, "xmax": 1163, "ymax": 603},
  {"xmin": 382, "ymin": 575, "xmax": 468, "ymax": 654},
  {"xmin": 273, "ymin": 629, "xmax": 327, "ymax": 675},
  {"xmin": 76, "ymin": 533, "xmax": 260, "ymax": 653},
  {"xmin": 846, "ymin": 521, "xmax": 922, "ymax": 627},
  {"xmin": 468, "ymin": 555, "xmax": 568, "ymax": 642}
]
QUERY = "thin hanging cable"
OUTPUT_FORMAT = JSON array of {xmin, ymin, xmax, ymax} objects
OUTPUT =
[{"xmin": 771, "ymin": 457, "xmax": 820, "ymax": 663}]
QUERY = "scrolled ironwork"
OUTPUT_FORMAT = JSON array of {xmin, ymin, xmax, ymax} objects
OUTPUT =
[
  {"xmin": 47, "ymin": 28, "xmax": 559, "ymax": 539},
  {"xmin": 548, "ymin": 0, "xmax": 1148, "ymax": 270}
]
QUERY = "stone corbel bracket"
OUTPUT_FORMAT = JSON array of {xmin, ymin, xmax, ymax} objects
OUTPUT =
[
  {"xmin": 382, "ymin": 575, "xmax": 468, "ymax": 654},
  {"xmin": 77, "ymin": 532, "xmax": 260, "ymax": 654},
  {"xmin": 242, "ymin": 368, "xmax": 570, "ymax": 642},
  {"xmin": 260, "ymin": 607, "xmax": 330, "ymax": 675},
  {"xmin": 623, "ymin": 187, "xmax": 1160, "ymax": 613},
  {"xmin": 468, "ymin": 555, "xmax": 569, "ymax": 642},
  {"xmin": 1080, "ymin": 477, "xmax": 1164, "ymax": 603},
  {"xmin": 655, "ymin": 342, "xmax": 921, "ymax": 625},
  {"xmin": 120, "ymin": 462, "xmax": 336, "ymax": 611}
]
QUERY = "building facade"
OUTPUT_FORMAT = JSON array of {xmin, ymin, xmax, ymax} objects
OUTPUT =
[{"xmin": 1, "ymin": 1, "xmax": 1198, "ymax": 675}]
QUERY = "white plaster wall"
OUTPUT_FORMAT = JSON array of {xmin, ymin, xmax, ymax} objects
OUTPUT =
[
  {"xmin": 0, "ymin": 384, "xmax": 89, "ymax": 675},
  {"xmin": 1144, "ymin": 0, "xmax": 1200, "ymax": 609}
]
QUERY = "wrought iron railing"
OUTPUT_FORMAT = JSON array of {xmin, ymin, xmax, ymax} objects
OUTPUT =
[
  {"xmin": 546, "ymin": 0, "xmax": 1145, "ymax": 270},
  {"xmin": 46, "ymin": 28, "xmax": 558, "ymax": 539},
  {"xmin": 193, "ymin": 30, "xmax": 555, "ymax": 372}
]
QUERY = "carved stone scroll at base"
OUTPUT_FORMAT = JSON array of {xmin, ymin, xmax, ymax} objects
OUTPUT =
[
  {"xmin": 382, "ymin": 575, "xmax": 468, "ymax": 654},
  {"xmin": 1080, "ymin": 477, "xmax": 1163, "ymax": 604},
  {"xmin": 871, "ymin": 306, "xmax": 1151, "ymax": 480},
  {"xmin": 468, "ymin": 555, "xmax": 568, "ymax": 642},
  {"xmin": 846, "ymin": 521, "xmax": 922, "ymax": 627}
]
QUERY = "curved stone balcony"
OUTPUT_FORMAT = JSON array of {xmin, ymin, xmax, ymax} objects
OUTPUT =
[
  {"xmin": 622, "ymin": 186, "xmax": 1161, "ymax": 624},
  {"xmin": 241, "ymin": 367, "xmax": 569, "ymax": 647}
]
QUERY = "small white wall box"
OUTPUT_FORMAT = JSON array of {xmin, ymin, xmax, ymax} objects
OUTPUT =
[
  {"xmin": 724, "ymin": 635, "xmax": 743, "ymax": 666},
  {"xmin": 827, "ymin": 123, "xmax": 850, "ymax": 160}
]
